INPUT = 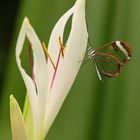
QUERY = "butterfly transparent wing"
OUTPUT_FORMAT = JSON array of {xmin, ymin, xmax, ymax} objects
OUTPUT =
[
  {"xmin": 93, "ymin": 41, "xmax": 132, "ymax": 78},
  {"xmin": 93, "ymin": 55, "xmax": 121, "ymax": 78}
]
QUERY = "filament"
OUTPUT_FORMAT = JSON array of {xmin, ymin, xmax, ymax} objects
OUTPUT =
[{"xmin": 42, "ymin": 42, "xmax": 56, "ymax": 69}]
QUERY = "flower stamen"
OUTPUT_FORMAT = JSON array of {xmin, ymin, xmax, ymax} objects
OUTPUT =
[
  {"xmin": 42, "ymin": 42, "xmax": 56, "ymax": 69},
  {"xmin": 58, "ymin": 36, "xmax": 65, "ymax": 57},
  {"xmin": 50, "ymin": 37, "xmax": 65, "ymax": 91},
  {"xmin": 28, "ymin": 42, "xmax": 35, "ymax": 81},
  {"xmin": 50, "ymin": 47, "xmax": 62, "ymax": 92},
  {"xmin": 28, "ymin": 42, "xmax": 38, "ymax": 92}
]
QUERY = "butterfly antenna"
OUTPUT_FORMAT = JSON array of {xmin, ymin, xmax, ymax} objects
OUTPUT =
[{"xmin": 85, "ymin": 20, "xmax": 103, "ymax": 81}]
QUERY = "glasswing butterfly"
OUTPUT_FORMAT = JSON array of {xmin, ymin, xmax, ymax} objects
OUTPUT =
[{"xmin": 87, "ymin": 40, "xmax": 132, "ymax": 80}]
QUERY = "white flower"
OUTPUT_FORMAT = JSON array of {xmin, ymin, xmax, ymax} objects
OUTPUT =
[{"xmin": 10, "ymin": 0, "xmax": 88, "ymax": 139}]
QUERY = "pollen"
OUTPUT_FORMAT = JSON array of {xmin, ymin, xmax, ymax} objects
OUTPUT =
[{"xmin": 42, "ymin": 42, "xmax": 56, "ymax": 69}]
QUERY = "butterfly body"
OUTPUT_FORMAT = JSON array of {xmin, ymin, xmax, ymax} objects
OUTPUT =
[{"xmin": 88, "ymin": 41, "xmax": 132, "ymax": 80}]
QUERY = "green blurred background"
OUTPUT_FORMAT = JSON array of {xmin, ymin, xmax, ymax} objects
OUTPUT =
[{"xmin": 0, "ymin": 0, "xmax": 140, "ymax": 139}]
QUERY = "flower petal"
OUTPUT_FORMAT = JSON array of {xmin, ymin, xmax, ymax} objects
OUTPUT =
[
  {"xmin": 45, "ymin": 0, "xmax": 88, "ymax": 133},
  {"xmin": 10, "ymin": 95, "xmax": 28, "ymax": 140},
  {"xmin": 47, "ymin": 5, "xmax": 75, "ymax": 59},
  {"xmin": 16, "ymin": 17, "xmax": 48, "ymax": 137},
  {"xmin": 47, "ymin": 3, "xmax": 75, "ymax": 87}
]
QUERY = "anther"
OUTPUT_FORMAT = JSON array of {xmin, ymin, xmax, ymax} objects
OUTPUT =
[{"xmin": 58, "ymin": 36, "xmax": 65, "ymax": 57}]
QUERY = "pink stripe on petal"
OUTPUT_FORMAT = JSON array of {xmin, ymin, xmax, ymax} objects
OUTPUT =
[
  {"xmin": 28, "ymin": 44, "xmax": 36, "ymax": 85},
  {"xmin": 50, "ymin": 48, "xmax": 62, "ymax": 92}
]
